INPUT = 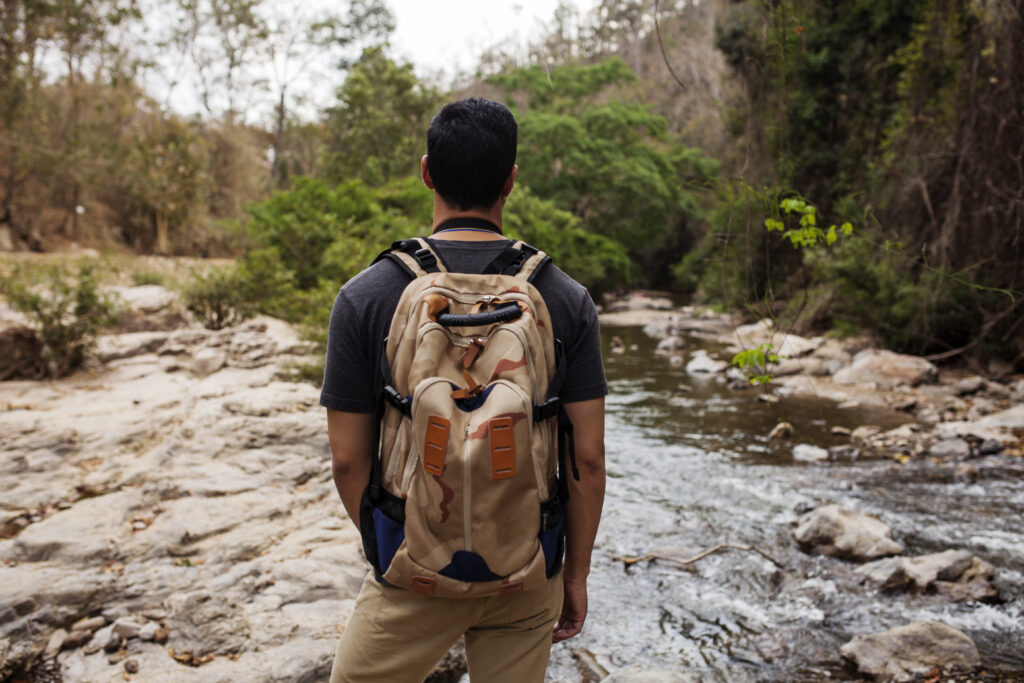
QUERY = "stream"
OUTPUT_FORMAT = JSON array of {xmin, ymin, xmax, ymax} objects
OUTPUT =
[{"xmin": 545, "ymin": 325, "xmax": 1024, "ymax": 682}]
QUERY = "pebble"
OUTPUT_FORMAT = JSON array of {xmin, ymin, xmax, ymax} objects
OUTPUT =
[
  {"xmin": 83, "ymin": 638, "xmax": 103, "ymax": 655},
  {"xmin": 793, "ymin": 444, "xmax": 830, "ymax": 462},
  {"xmin": 153, "ymin": 627, "xmax": 169, "ymax": 644},
  {"xmin": 72, "ymin": 615, "xmax": 107, "ymax": 632},
  {"xmin": 978, "ymin": 439, "xmax": 1004, "ymax": 455},
  {"xmin": 757, "ymin": 393, "xmax": 780, "ymax": 404},
  {"xmin": 44, "ymin": 629, "xmax": 67, "ymax": 658},
  {"xmin": 104, "ymin": 634, "xmax": 123, "ymax": 653},
  {"xmin": 138, "ymin": 622, "xmax": 159, "ymax": 642},
  {"xmin": 768, "ymin": 422, "xmax": 794, "ymax": 439},
  {"xmin": 124, "ymin": 659, "xmax": 140, "ymax": 674},
  {"xmin": 63, "ymin": 629, "xmax": 93, "ymax": 649},
  {"xmin": 112, "ymin": 616, "xmax": 145, "ymax": 640},
  {"xmin": 956, "ymin": 376, "xmax": 986, "ymax": 395},
  {"xmin": 831, "ymin": 426, "xmax": 851, "ymax": 436},
  {"xmin": 107, "ymin": 651, "xmax": 124, "ymax": 664},
  {"xmin": 930, "ymin": 438, "xmax": 971, "ymax": 459}
]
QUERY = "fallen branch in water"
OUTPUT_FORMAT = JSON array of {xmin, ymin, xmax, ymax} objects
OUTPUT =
[{"xmin": 614, "ymin": 543, "xmax": 785, "ymax": 570}]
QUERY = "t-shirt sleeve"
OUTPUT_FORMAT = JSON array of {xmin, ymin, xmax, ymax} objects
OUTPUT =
[
  {"xmin": 320, "ymin": 289, "xmax": 377, "ymax": 413},
  {"xmin": 559, "ymin": 292, "xmax": 608, "ymax": 403}
]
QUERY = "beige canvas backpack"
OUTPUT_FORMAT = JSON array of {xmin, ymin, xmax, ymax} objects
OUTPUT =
[{"xmin": 359, "ymin": 237, "xmax": 577, "ymax": 598}]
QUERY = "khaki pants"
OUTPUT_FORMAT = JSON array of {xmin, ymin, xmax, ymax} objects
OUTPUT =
[{"xmin": 330, "ymin": 573, "xmax": 564, "ymax": 683}]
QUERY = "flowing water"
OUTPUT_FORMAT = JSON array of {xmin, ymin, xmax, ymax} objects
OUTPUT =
[{"xmin": 545, "ymin": 325, "xmax": 1024, "ymax": 682}]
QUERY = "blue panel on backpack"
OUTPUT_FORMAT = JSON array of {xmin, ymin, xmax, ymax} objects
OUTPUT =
[
  {"xmin": 539, "ymin": 517, "xmax": 565, "ymax": 577},
  {"xmin": 372, "ymin": 508, "xmax": 405, "ymax": 573},
  {"xmin": 438, "ymin": 550, "xmax": 501, "ymax": 581},
  {"xmin": 452, "ymin": 384, "xmax": 494, "ymax": 412}
]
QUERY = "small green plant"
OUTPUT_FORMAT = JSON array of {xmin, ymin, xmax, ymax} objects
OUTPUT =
[
  {"xmin": 182, "ymin": 266, "xmax": 256, "ymax": 330},
  {"xmin": 1, "ymin": 261, "xmax": 121, "ymax": 377},
  {"xmin": 731, "ymin": 343, "xmax": 779, "ymax": 385},
  {"xmin": 764, "ymin": 197, "xmax": 853, "ymax": 249},
  {"xmin": 131, "ymin": 270, "xmax": 166, "ymax": 287}
]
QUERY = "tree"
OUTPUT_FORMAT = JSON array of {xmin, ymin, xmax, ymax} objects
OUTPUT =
[
  {"xmin": 322, "ymin": 46, "xmax": 442, "ymax": 187},
  {"xmin": 490, "ymin": 57, "xmax": 717, "ymax": 286}
]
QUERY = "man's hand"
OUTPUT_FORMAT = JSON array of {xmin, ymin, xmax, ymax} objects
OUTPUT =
[
  {"xmin": 553, "ymin": 397, "xmax": 604, "ymax": 644},
  {"xmin": 552, "ymin": 573, "xmax": 588, "ymax": 643}
]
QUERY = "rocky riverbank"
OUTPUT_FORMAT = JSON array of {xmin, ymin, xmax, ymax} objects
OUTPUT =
[
  {"xmin": 0, "ymin": 286, "xmax": 375, "ymax": 682},
  {"xmin": 597, "ymin": 292, "xmax": 1024, "ymax": 682},
  {"xmin": 1, "ymin": 285, "xmax": 1022, "ymax": 682}
]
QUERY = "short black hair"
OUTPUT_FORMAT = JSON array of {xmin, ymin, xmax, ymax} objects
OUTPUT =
[{"xmin": 426, "ymin": 98, "xmax": 518, "ymax": 211}]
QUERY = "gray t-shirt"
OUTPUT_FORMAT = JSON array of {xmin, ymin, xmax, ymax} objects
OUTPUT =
[{"xmin": 320, "ymin": 238, "xmax": 607, "ymax": 413}]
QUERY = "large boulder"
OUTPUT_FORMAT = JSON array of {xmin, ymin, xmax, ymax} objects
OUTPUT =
[
  {"xmin": 793, "ymin": 505, "xmax": 903, "ymax": 560},
  {"xmin": 840, "ymin": 621, "xmax": 980, "ymax": 682},
  {"xmin": 833, "ymin": 349, "xmax": 938, "ymax": 388},
  {"xmin": 109, "ymin": 285, "xmax": 192, "ymax": 333}
]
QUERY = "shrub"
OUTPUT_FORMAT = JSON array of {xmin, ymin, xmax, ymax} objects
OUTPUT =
[
  {"xmin": 181, "ymin": 265, "xmax": 257, "ymax": 330},
  {"xmin": 1, "ymin": 261, "xmax": 121, "ymax": 377}
]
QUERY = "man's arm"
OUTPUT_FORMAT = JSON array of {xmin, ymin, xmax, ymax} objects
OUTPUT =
[
  {"xmin": 553, "ymin": 397, "xmax": 606, "ymax": 643},
  {"xmin": 326, "ymin": 409, "xmax": 376, "ymax": 531}
]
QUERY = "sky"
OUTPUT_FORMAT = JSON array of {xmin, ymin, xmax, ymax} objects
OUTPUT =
[{"xmin": 387, "ymin": 0, "xmax": 596, "ymax": 83}]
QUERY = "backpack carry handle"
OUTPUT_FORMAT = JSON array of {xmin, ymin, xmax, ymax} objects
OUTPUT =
[{"xmin": 436, "ymin": 302, "xmax": 523, "ymax": 327}]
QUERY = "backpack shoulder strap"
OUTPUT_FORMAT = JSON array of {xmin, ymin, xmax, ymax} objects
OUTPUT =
[
  {"xmin": 482, "ymin": 240, "xmax": 551, "ymax": 282},
  {"xmin": 372, "ymin": 237, "xmax": 447, "ymax": 278}
]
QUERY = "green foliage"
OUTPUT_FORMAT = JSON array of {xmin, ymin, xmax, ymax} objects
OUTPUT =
[
  {"xmin": 491, "ymin": 58, "xmax": 718, "ymax": 287},
  {"xmin": 182, "ymin": 265, "xmax": 257, "ymax": 330},
  {"xmin": 504, "ymin": 187, "xmax": 632, "ymax": 296},
  {"xmin": 322, "ymin": 46, "xmax": 442, "ymax": 186},
  {"xmin": 1, "ymin": 261, "xmax": 121, "ymax": 377},
  {"xmin": 764, "ymin": 197, "xmax": 853, "ymax": 249},
  {"xmin": 731, "ymin": 343, "xmax": 779, "ymax": 385}
]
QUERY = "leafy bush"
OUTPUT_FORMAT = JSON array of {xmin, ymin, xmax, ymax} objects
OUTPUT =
[
  {"xmin": 181, "ymin": 265, "xmax": 257, "ymax": 330},
  {"xmin": 1, "ymin": 262, "xmax": 121, "ymax": 377}
]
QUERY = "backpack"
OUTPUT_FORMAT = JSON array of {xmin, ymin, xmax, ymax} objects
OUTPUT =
[{"xmin": 359, "ymin": 237, "xmax": 578, "ymax": 598}]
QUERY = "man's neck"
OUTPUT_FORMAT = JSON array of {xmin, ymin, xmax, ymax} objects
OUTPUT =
[{"xmin": 431, "ymin": 203, "xmax": 505, "ymax": 241}]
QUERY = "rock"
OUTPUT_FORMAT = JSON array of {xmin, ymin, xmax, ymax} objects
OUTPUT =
[
  {"xmin": 839, "ymin": 621, "xmax": 980, "ymax": 682},
  {"xmin": 62, "ymin": 629, "xmax": 93, "ymax": 650},
  {"xmin": 110, "ymin": 285, "xmax": 192, "ymax": 333},
  {"xmin": 166, "ymin": 591, "xmax": 250, "ymax": 656},
  {"xmin": 757, "ymin": 393, "xmax": 780, "ymax": 404},
  {"xmin": 138, "ymin": 622, "xmax": 160, "ymax": 642},
  {"xmin": 769, "ymin": 422, "xmax": 794, "ymax": 439},
  {"xmin": 71, "ymin": 615, "xmax": 107, "ymax": 633},
  {"xmin": 774, "ymin": 357, "xmax": 830, "ymax": 377},
  {"xmin": 102, "ymin": 606, "xmax": 129, "ymax": 624},
  {"xmin": 953, "ymin": 463, "xmax": 979, "ymax": 483},
  {"xmin": 929, "ymin": 438, "xmax": 971, "ymax": 459},
  {"xmin": 850, "ymin": 425, "xmax": 881, "ymax": 444},
  {"xmin": 1011, "ymin": 379, "xmax": 1024, "ymax": 402},
  {"xmin": 44, "ymin": 629, "xmax": 67, "ymax": 659},
  {"xmin": 103, "ymin": 633, "xmax": 122, "ymax": 653},
  {"xmin": 152, "ymin": 627, "xmax": 169, "ymax": 644},
  {"xmin": 933, "ymin": 579, "xmax": 999, "ymax": 602},
  {"xmin": 833, "ymin": 349, "xmax": 938, "ymax": 388},
  {"xmin": 902, "ymin": 550, "xmax": 974, "ymax": 589},
  {"xmin": 112, "ymin": 616, "xmax": 145, "ymax": 640},
  {"xmin": 655, "ymin": 336, "xmax": 686, "ymax": 352},
  {"xmin": 957, "ymin": 376, "xmax": 986, "ymax": 395},
  {"xmin": 792, "ymin": 444, "xmax": 829, "ymax": 463},
  {"xmin": 107, "ymin": 651, "xmax": 124, "ymax": 664},
  {"xmin": 855, "ymin": 557, "xmax": 910, "ymax": 590},
  {"xmin": 602, "ymin": 667, "xmax": 699, "ymax": 682},
  {"xmin": 831, "ymin": 426, "xmax": 851, "ymax": 436},
  {"xmin": 974, "ymin": 404, "xmax": 1024, "ymax": 430},
  {"xmin": 978, "ymin": 439, "xmax": 1004, "ymax": 455},
  {"xmin": 685, "ymin": 350, "xmax": 728, "ymax": 374},
  {"xmin": 793, "ymin": 504, "xmax": 904, "ymax": 560},
  {"xmin": 190, "ymin": 347, "xmax": 227, "ymax": 377},
  {"xmin": 675, "ymin": 384, "xmax": 693, "ymax": 393},
  {"xmin": 124, "ymin": 658, "xmax": 139, "ymax": 674}
]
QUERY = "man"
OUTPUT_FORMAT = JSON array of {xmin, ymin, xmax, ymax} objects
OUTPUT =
[{"xmin": 321, "ymin": 97, "xmax": 606, "ymax": 682}]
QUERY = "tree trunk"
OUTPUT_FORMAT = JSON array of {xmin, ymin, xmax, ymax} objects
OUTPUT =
[
  {"xmin": 155, "ymin": 211, "xmax": 170, "ymax": 254},
  {"xmin": 271, "ymin": 87, "xmax": 286, "ymax": 186}
]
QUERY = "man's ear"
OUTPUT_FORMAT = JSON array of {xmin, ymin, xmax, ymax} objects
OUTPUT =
[
  {"xmin": 501, "ymin": 164, "xmax": 518, "ymax": 198},
  {"xmin": 421, "ymin": 155, "xmax": 435, "ymax": 190}
]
